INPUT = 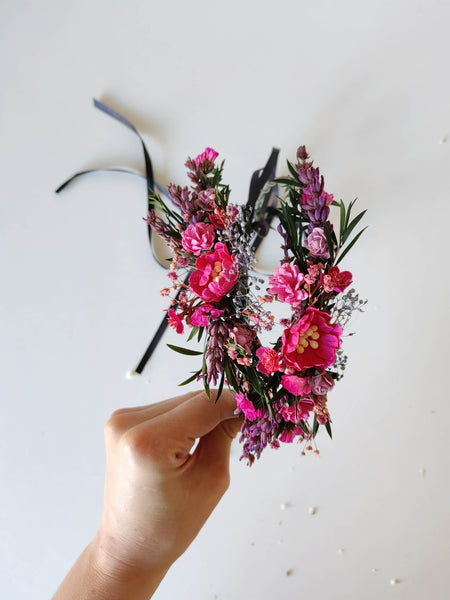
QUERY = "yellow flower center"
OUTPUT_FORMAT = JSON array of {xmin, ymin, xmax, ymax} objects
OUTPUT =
[
  {"xmin": 212, "ymin": 261, "xmax": 223, "ymax": 282},
  {"xmin": 296, "ymin": 324, "xmax": 320, "ymax": 354}
]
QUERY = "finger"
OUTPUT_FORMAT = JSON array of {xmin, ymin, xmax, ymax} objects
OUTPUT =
[
  {"xmin": 127, "ymin": 389, "xmax": 238, "ymax": 465},
  {"xmin": 162, "ymin": 389, "xmax": 237, "ymax": 441},
  {"xmin": 195, "ymin": 417, "xmax": 242, "ymax": 465},
  {"xmin": 189, "ymin": 418, "xmax": 242, "ymax": 489},
  {"xmin": 107, "ymin": 390, "xmax": 201, "ymax": 433}
]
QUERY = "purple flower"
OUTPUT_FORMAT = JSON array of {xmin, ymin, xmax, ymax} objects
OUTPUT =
[
  {"xmin": 310, "ymin": 372, "xmax": 335, "ymax": 396},
  {"xmin": 238, "ymin": 402, "xmax": 283, "ymax": 464},
  {"xmin": 301, "ymin": 188, "xmax": 333, "ymax": 226}
]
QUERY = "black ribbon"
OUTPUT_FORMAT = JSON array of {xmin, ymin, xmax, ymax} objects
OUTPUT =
[{"xmin": 56, "ymin": 99, "xmax": 279, "ymax": 373}]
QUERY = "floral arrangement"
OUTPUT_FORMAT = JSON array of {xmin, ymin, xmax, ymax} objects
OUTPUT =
[{"xmin": 148, "ymin": 146, "xmax": 366, "ymax": 464}]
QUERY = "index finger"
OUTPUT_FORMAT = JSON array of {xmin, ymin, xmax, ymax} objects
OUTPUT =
[
  {"xmin": 164, "ymin": 388, "xmax": 238, "ymax": 439},
  {"xmin": 129, "ymin": 389, "xmax": 238, "ymax": 465}
]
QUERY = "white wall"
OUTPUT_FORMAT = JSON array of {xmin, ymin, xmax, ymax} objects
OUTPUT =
[{"xmin": 1, "ymin": 1, "xmax": 449, "ymax": 598}]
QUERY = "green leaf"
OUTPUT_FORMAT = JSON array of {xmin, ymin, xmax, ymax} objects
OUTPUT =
[
  {"xmin": 299, "ymin": 420, "xmax": 310, "ymax": 436},
  {"xmin": 323, "ymin": 221, "xmax": 336, "ymax": 260},
  {"xmin": 273, "ymin": 387, "xmax": 287, "ymax": 403},
  {"xmin": 178, "ymin": 370, "xmax": 201, "ymax": 386},
  {"xmin": 312, "ymin": 416, "xmax": 319, "ymax": 438},
  {"xmin": 167, "ymin": 344, "xmax": 203, "ymax": 356},
  {"xmin": 201, "ymin": 354, "xmax": 210, "ymax": 399},
  {"xmin": 215, "ymin": 370, "xmax": 225, "ymax": 403},
  {"xmin": 187, "ymin": 327, "xmax": 200, "ymax": 342},
  {"xmin": 344, "ymin": 199, "xmax": 357, "ymax": 230},
  {"xmin": 287, "ymin": 160, "xmax": 299, "ymax": 179},
  {"xmin": 339, "ymin": 200, "xmax": 346, "ymax": 243},
  {"xmin": 224, "ymin": 360, "xmax": 237, "ymax": 391},
  {"xmin": 273, "ymin": 177, "xmax": 301, "ymax": 187},
  {"xmin": 342, "ymin": 210, "xmax": 367, "ymax": 244},
  {"xmin": 325, "ymin": 421, "xmax": 333, "ymax": 439},
  {"xmin": 335, "ymin": 226, "xmax": 368, "ymax": 266},
  {"xmin": 343, "ymin": 210, "xmax": 367, "ymax": 243},
  {"xmin": 244, "ymin": 365, "xmax": 263, "ymax": 397}
]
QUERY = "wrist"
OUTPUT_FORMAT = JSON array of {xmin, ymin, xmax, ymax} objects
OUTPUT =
[
  {"xmin": 52, "ymin": 534, "xmax": 168, "ymax": 600},
  {"xmin": 89, "ymin": 531, "xmax": 169, "ymax": 600}
]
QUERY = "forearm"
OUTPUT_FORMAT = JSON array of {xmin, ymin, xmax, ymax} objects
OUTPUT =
[{"xmin": 52, "ymin": 535, "xmax": 168, "ymax": 600}]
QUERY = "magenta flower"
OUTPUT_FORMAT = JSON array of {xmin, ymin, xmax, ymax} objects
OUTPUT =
[
  {"xmin": 190, "ymin": 304, "xmax": 224, "ymax": 327},
  {"xmin": 279, "ymin": 398, "xmax": 314, "ymax": 423},
  {"xmin": 267, "ymin": 263, "xmax": 308, "ymax": 307},
  {"xmin": 167, "ymin": 309, "xmax": 184, "ymax": 334},
  {"xmin": 235, "ymin": 392, "xmax": 263, "ymax": 421},
  {"xmin": 256, "ymin": 346, "xmax": 283, "ymax": 375},
  {"xmin": 194, "ymin": 147, "xmax": 219, "ymax": 167},
  {"xmin": 279, "ymin": 426, "xmax": 304, "ymax": 443},
  {"xmin": 281, "ymin": 374, "xmax": 311, "ymax": 396},
  {"xmin": 305, "ymin": 227, "xmax": 330, "ymax": 259},
  {"xmin": 181, "ymin": 222, "xmax": 216, "ymax": 256},
  {"xmin": 281, "ymin": 307, "xmax": 342, "ymax": 371},
  {"xmin": 189, "ymin": 242, "xmax": 238, "ymax": 302}
]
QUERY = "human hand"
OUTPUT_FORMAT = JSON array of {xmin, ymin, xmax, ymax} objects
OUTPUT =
[{"xmin": 53, "ymin": 389, "xmax": 241, "ymax": 599}]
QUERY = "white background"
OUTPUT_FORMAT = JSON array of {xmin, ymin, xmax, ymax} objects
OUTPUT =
[{"xmin": 1, "ymin": 1, "xmax": 450, "ymax": 598}]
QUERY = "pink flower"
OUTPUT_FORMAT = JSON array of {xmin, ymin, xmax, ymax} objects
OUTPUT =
[
  {"xmin": 194, "ymin": 147, "xmax": 219, "ymax": 167},
  {"xmin": 256, "ymin": 346, "xmax": 283, "ymax": 375},
  {"xmin": 279, "ymin": 399, "xmax": 314, "ymax": 423},
  {"xmin": 305, "ymin": 227, "xmax": 330, "ymax": 259},
  {"xmin": 313, "ymin": 401, "xmax": 330, "ymax": 425},
  {"xmin": 230, "ymin": 325, "xmax": 257, "ymax": 354},
  {"xmin": 304, "ymin": 261, "xmax": 324, "ymax": 285},
  {"xmin": 181, "ymin": 222, "xmax": 216, "ymax": 256},
  {"xmin": 235, "ymin": 392, "xmax": 263, "ymax": 421},
  {"xmin": 279, "ymin": 426, "xmax": 304, "ymax": 443},
  {"xmin": 237, "ymin": 356, "xmax": 252, "ymax": 366},
  {"xmin": 310, "ymin": 372, "xmax": 335, "ymax": 396},
  {"xmin": 167, "ymin": 309, "xmax": 184, "ymax": 334},
  {"xmin": 190, "ymin": 304, "xmax": 224, "ymax": 327},
  {"xmin": 189, "ymin": 242, "xmax": 238, "ymax": 302},
  {"xmin": 267, "ymin": 263, "xmax": 308, "ymax": 307},
  {"xmin": 227, "ymin": 347, "xmax": 238, "ymax": 360},
  {"xmin": 281, "ymin": 307, "xmax": 342, "ymax": 371},
  {"xmin": 320, "ymin": 266, "xmax": 353, "ymax": 293},
  {"xmin": 281, "ymin": 375, "xmax": 311, "ymax": 396}
]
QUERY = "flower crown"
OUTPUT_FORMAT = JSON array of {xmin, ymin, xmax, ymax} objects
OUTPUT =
[
  {"xmin": 148, "ymin": 145, "xmax": 367, "ymax": 464},
  {"xmin": 56, "ymin": 101, "xmax": 366, "ymax": 464}
]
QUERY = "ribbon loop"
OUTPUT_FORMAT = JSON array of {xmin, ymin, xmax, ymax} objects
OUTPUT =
[{"xmin": 56, "ymin": 100, "xmax": 279, "ymax": 372}]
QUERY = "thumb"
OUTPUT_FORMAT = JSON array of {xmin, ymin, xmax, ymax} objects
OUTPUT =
[
  {"xmin": 221, "ymin": 416, "xmax": 244, "ymax": 439},
  {"xmin": 193, "ymin": 417, "xmax": 243, "ymax": 473}
]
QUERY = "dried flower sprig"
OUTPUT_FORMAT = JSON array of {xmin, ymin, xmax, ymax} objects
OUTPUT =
[{"xmin": 148, "ymin": 146, "xmax": 367, "ymax": 464}]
